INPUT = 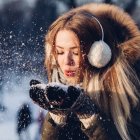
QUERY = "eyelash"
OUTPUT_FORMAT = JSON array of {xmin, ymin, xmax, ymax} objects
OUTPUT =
[
  {"xmin": 56, "ymin": 51, "xmax": 78, "ymax": 55},
  {"xmin": 73, "ymin": 52, "xmax": 78, "ymax": 55},
  {"xmin": 56, "ymin": 51, "xmax": 64, "ymax": 55}
]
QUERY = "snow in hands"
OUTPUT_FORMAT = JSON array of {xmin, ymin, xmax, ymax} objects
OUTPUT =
[{"xmin": 29, "ymin": 80, "xmax": 82, "ymax": 111}]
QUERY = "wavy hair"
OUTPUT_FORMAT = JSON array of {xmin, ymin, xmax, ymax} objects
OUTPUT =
[{"xmin": 44, "ymin": 3, "xmax": 140, "ymax": 140}]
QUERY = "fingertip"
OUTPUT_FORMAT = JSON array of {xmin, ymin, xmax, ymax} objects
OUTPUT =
[{"xmin": 30, "ymin": 79, "xmax": 41, "ymax": 86}]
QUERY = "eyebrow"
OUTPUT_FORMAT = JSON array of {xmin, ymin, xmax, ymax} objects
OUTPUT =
[{"xmin": 56, "ymin": 45, "xmax": 79, "ymax": 49}]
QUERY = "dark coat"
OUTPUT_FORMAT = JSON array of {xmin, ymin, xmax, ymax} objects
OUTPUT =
[
  {"xmin": 41, "ymin": 106, "xmax": 140, "ymax": 140},
  {"xmin": 42, "ymin": 113, "xmax": 88, "ymax": 140}
]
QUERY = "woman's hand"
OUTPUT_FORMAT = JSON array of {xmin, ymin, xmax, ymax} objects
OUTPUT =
[
  {"xmin": 29, "ymin": 80, "xmax": 99, "ymax": 118},
  {"xmin": 29, "ymin": 80, "xmax": 81, "ymax": 111},
  {"xmin": 46, "ymin": 83, "xmax": 81, "ymax": 110},
  {"xmin": 29, "ymin": 80, "xmax": 50, "ymax": 110}
]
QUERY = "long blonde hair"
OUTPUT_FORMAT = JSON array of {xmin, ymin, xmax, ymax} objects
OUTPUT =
[
  {"xmin": 87, "ymin": 56, "xmax": 140, "ymax": 140},
  {"xmin": 44, "ymin": 3, "xmax": 140, "ymax": 140}
]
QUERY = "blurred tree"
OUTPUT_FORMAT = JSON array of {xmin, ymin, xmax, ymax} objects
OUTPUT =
[
  {"xmin": 25, "ymin": 0, "xmax": 57, "ymax": 75},
  {"xmin": 30, "ymin": 0, "xmax": 57, "ymax": 37},
  {"xmin": 16, "ymin": 103, "xmax": 32, "ymax": 140},
  {"xmin": 125, "ymin": 0, "xmax": 138, "ymax": 15},
  {"xmin": 1, "ymin": 0, "xmax": 26, "ymax": 76},
  {"xmin": 59, "ymin": 0, "xmax": 77, "ymax": 8},
  {"xmin": 104, "ymin": 0, "xmax": 113, "ymax": 4}
]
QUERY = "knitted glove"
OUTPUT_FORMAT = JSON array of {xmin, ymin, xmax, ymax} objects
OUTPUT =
[
  {"xmin": 29, "ymin": 80, "xmax": 80, "ymax": 112},
  {"xmin": 45, "ymin": 83, "xmax": 100, "ymax": 129},
  {"xmin": 29, "ymin": 80, "xmax": 50, "ymax": 110},
  {"xmin": 29, "ymin": 80, "xmax": 100, "ymax": 127},
  {"xmin": 29, "ymin": 80, "xmax": 67, "ymax": 125}
]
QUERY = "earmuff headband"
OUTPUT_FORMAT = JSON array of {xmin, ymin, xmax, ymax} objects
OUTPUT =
[{"xmin": 87, "ymin": 14, "xmax": 112, "ymax": 68}]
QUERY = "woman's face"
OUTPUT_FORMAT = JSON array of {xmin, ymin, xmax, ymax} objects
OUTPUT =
[{"xmin": 55, "ymin": 30, "xmax": 81, "ymax": 84}]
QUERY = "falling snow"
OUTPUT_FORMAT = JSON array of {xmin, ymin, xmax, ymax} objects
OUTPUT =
[{"xmin": 0, "ymin": 75, "xmax": 47, "ymax": 140}]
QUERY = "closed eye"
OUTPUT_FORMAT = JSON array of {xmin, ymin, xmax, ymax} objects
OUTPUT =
[
  {"xmin": 56, "ymin": 51, "xmax": 64, "ymax": 55},
  {"xmin": 73, "ymin": 52, "xmax": 79, "ymax": 55}
]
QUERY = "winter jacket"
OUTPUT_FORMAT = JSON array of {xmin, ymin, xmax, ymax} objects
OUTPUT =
[{"xmin": 41, "ymin": 104, "xmax": 140, "ymax": 140}]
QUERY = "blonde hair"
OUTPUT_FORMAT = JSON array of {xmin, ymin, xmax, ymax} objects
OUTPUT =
[
  {"xmin": 44, "ymin": 3, "xmax": 140, "ymax": 140},
  {"xmin": 87, "ymin": 56, "xmax": 140, "ymax": 140}
]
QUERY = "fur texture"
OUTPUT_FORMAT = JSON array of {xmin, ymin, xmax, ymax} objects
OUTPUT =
[{"xmin": 77, "ymin": 3, "xmax": 140, "ymax": 64}]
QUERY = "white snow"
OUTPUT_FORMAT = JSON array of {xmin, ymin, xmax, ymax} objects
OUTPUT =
[
  {"xmin": 0, "ymin": 119, "xmax": 40, "ymax": 140},
  {"xmin": 47, "ymin": 82, "xmax": 69, "ymax": 92},
  {"xmin": 0, "ymin": 74, "xmax": 47, "ymax": 140},
  {"xmin": 31, "ymin": 83, "xmax": 47, "ymax": 90},
  {"xmin": 47, "ymin": 82, "xmax": 81, "ymax": 92}
]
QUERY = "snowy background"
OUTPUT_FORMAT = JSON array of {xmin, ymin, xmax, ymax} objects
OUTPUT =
[
  {"xmin": 0, "ymin": 0, "xmax": 140, "ymax": 140},
  {"xmin": 0, "ymin": 74, "xmax": 47, "ymax": 140}
]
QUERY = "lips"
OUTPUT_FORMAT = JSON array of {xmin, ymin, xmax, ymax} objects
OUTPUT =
[{"xmin": 64, "ymin": 70, "xmax": 76, "ymax": 77}]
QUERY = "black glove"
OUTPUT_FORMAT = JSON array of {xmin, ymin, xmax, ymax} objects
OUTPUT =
[
  {"xmin": 30, "ymin": 80, "xmax": 113, "ymax": 134},
  {"xmin": 29, "ymin": 80, "xmax": 69, "ymax": 124},
  {"xmin": 29, "ymin": 79, "xmax": 81, "ymax": 111},
  {"xmin": 45, "ymin": 83, "xmax": 81, "ymax": 110},
  {"xmin": 29, "ymin": 80, "xmax": 99, "ymax": 117},
  {"xmin": 29, "ymin": 79, "xmax": 50, "ymax": 110}
]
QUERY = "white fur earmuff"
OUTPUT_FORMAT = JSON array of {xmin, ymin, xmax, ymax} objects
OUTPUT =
[
  {"xmin": 87, "ymin": 40, "xmax": 112, "ymax": 68},
  {"xmin": 85, "ymin": 14, "xmax": 112, "ymax": 68}
]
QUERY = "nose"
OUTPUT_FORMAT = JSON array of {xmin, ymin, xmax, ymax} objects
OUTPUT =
[{"xmin": 64, "ymin": 51, "xmax": 74, "ymax": 66}]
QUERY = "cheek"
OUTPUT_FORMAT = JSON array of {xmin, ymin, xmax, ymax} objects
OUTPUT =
[
  {"xmin": 74, "ymin": 57, "xmax": 80, "ymax": 67},
  {"xmin": 57, "ymin": 56, "xmax": 63, "ymax": 66}
]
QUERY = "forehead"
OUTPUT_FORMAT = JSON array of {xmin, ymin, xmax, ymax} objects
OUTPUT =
[{"xmin": 55, "ymin": 30, "xmax": 80, "ymax": 49}]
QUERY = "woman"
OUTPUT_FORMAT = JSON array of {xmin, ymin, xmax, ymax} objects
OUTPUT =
[{"xmin": 29, "ymin": 3, "xmax": 140, "ymax": 140}]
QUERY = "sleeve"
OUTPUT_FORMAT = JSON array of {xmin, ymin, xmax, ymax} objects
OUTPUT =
[
  {"xmin": 41, "ymin": 113, "xmax": 60, "ymax": 140},
  {"xmin": 80, "ymin": 113, "xmax": 121, "ymax": 140},
  {"xmin": 41, "ymin": 112, "xmax": 88, "ymax": 140}
]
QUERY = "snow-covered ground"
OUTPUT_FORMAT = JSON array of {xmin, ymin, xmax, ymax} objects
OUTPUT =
[
  {"xmin": 0, "ymin": 120, "xmax": 39, "ymax": 140},
  {"xmin": 0, "ymin": 74, "xmax": 47, "ymax": 140}
]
